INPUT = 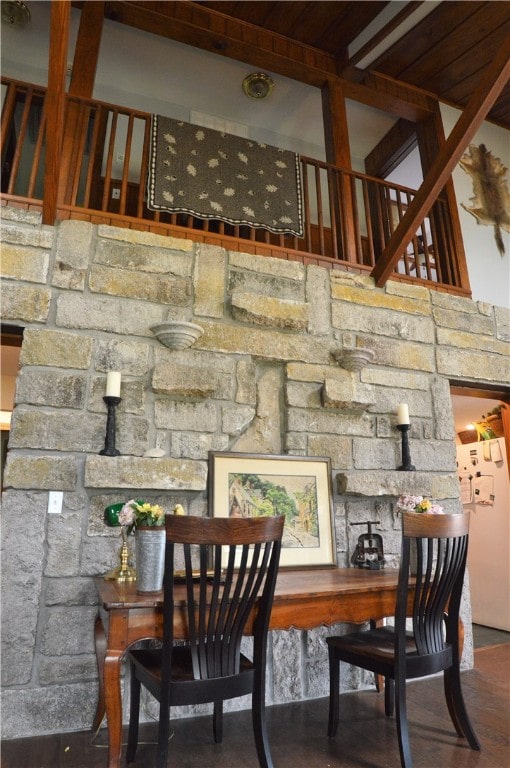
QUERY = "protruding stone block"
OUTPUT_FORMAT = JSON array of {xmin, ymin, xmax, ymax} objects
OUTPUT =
[
  {"xmin": 152, "ymin": 362, "xmax": 217, "ymax": 398},
  {"xmin": 84, "ymin": 455, "xmax": 207, "ymax": 490},
  {"xmin": 231, "ymin": 290, "xmax": 309, "ymax": 331},
  {"xmin": 321, "ymin": 377, "xmax": 374, "ymax": 412}
]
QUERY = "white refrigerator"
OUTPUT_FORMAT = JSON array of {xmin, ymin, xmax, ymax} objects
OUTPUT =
[{"xmin": 457, "ymin": 437, "xmax": 510, "ymax": 631}]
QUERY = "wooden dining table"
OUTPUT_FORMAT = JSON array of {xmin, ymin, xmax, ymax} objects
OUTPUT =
[{"xmin": 94, "ymin": 567, "xmax": 404, "ymax": 768}]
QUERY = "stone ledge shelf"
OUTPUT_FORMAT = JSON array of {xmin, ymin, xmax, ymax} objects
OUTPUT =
[
  {"xmin": 84, "ymin": 455, "xmax": 207, "ymax": 490},
  {"xmin": 336, "ymin": 471, "xmax": 459, "ymax": 499}
]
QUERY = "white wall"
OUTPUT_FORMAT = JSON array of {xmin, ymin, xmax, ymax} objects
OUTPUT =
[
  {"xmin": 441, "ymin": 104, "xmax": 510, "ymax": 308},
  {"xmin": 458, "ymin": 437, "xmax": 510, "ymax": 631}
]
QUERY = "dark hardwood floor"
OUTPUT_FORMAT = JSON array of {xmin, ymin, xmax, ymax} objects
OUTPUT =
[{"xmin": 2, "ymin": 637, "xmax": 509, "ymax": 768}]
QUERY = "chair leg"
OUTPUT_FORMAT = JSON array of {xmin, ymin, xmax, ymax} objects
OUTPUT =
[
  {"xmin": 213, "ymin": 700, "xmax": 223, "ymax": 743},
  {"xmin": 156, "ymin": 700, "xmax": 171, "ymax": 768},
  {"xmin": 395, "ymin": 676, "xmax": 413, "ymax": 768},
  {"xmin": 444, "ymin": 667, "xmax": 481, "ymax": 750},
  {"xmin": 384, "ymin": 677, "xmax": 395, "ymax": 717},
  {"xmin": 126, "ymin": 665, "xmax": 141, "ymax": 764},
  {"xmin": 327, "ymin": 648, "xmax": 340, "ymax": 738},
  {"xmin": 252, "ymin": 673, "xmax": 273, "ymax": 768}
]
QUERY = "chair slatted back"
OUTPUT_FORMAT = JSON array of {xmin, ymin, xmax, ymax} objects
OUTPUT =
[
  {"xmin": 397, "ymin": 512, "xmax": 470, "ymax": 658},
  {"xmin": 163, "ymin": 515, "xmax": 284, "ymax": 681}
]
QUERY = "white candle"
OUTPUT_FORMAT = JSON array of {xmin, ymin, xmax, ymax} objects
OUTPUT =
[
  {"xmin": 397, "ymin": 403, "xmax": 410, "ymax": 425},
  {"xmin": 106, "ymin": 371, "xmax": 121, "ymax": 398}
]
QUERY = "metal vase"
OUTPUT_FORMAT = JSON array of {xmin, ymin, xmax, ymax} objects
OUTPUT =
[{"xmin": 135, "ymin": 526, "xmax": 166, "ymax": 593}]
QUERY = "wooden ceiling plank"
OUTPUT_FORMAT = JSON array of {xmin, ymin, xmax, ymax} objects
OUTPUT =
[
  {"xmin": 370, "ymin": 37, "xmax": 510, "ymax": 287},
  {"xmin": 301, "ymin": 3, "xmax": 353, "ymax": 49},
  {"xmin": 370, "ymin": 0, "xmax": 484, "ymax": 79},
  {"xmin": 263, "ymin": 2, "xmax": 312, "ymax": 39},
  {"xmin": 313, "ymin": 2, "xmax": 387, "ymax": 58},
  {"xmin": 348, "ymin": 1, "xmax": 423, "ymax": 68},
  {"xmin": 436, "ymin": 23, "xmax": 510, "ymax": 100},
  {"xmin": 400, "ymin": 4, "xmax": 510, "ymax": 87}
]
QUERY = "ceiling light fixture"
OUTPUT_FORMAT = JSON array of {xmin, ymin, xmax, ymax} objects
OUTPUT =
[
  {"xmin": 242, "ymin": 72, "xmax": 275, "ymax": 100},
  {"xmin": 1, "ymin": 0, "xmax": 30, "ymax": 26}
]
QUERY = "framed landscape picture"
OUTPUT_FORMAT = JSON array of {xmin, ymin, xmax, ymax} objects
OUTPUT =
[{"xmin": 208, "ymin": 452, "xmax": 336, "ymax": 568}]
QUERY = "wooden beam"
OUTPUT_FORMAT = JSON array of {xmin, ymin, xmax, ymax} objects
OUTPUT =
[
  {"xmin": 450, "ymin": 384, "xmax": 510, "ymax": 404},
  {"xmin": 370, "ymin": 39, "xmax": 510, "ymax": 287},
  {"xmin": 82, "ymin": 1, "xmax": 433, "ymax": 122},
  {"xmin": 341, "ymin": 75, "xmax": 432, "ymax": 122},
  {"xmin": 43, "ymin": 1, "xmax": 70, "ymax": 225},
  {"xmin": 68, "ymin": 1, "xmax": 104, "ymax": 98},
  {"xmin": 100, "ymin": 0, "xmax": 337, "ymax": 84}
]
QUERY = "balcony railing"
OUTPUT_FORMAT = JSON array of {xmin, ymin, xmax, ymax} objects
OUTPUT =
[{"xmin": 1, "ymin": 77, "xmax": 468, "ymax": 292}]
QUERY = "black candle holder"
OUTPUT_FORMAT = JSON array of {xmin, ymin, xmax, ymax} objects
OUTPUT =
[
  {"xmin": 99, "ymin": 395, "xmax": 121, "ymax": 456},
  {"xmin": 397, "ymin": 424, "xmax": 415, "ymax": 471}
]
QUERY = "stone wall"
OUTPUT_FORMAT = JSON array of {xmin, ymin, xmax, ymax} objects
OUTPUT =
[{"xmin": 1, "ymin": 207, "xmax": 509, "ymax": 738}]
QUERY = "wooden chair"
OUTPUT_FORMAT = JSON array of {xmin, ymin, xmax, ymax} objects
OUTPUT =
[
  {"xmin": 326, "ymin": 511, "xmax": 480, "ymax": 768},
  {"xmin": 126, "ymin": 514, "xmax": 284, "ymax": 768}
]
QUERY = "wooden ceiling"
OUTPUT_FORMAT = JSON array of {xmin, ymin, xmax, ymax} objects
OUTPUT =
[{"xmin": 88, "ymin": 1, "xmax": 510, "ymax": 131}]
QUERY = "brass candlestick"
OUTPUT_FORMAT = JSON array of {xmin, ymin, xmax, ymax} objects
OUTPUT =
[{"xmin": 104, "ymin": 525, "xmax": 137, "ymax": 582}]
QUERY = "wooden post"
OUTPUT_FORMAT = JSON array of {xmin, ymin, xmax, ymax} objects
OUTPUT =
[
  {"xmin": 42, "ymin": 0, "xmax": 70, "ymax": 224},
  {"xmin": 59, "ymin": 1, "xmax": 105, "ymax": 204},
  {"xmin": 322, "ymin": 79, "xmax": 357, "ymax": 262},
  {"xmin": 416, "ymin": 107, "xmax": 470, "ymax": 292}
]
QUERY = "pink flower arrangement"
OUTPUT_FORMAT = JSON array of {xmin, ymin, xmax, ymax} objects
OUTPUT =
[
  {"xmin": 119, "ymin": 499, "xmax": 165, "ymax": 534},
  {"xmin": 395, "ymin": 495, "xmax": 444, "ymax": 515}
]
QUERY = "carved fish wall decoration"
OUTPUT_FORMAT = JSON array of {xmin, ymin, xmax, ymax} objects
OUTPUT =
[{"xmin": 459, "ymin": 144, "xmax": 510, "ymax": 256}]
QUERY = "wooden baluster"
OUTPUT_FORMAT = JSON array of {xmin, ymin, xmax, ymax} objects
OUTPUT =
[
  {"xmin": 27, "ymin": 97, "xmax": 47, "ymax": 199},
  {"xmin": 7, "ymin": 87, "xmax": 33, "ymax": 195},
  {"xmin": 101, "ymin": 110, "xmax": 117, "ymax": 211}
]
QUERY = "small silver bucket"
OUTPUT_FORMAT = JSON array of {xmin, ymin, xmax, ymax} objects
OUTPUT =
[{"xmin": 135, "ymin": 527, "xmax": 165, "ymax": 593}]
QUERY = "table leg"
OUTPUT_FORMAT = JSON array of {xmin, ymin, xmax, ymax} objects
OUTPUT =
[
  {"xmin": 104, "ymin": 650, "xmax": 125, "ymax": 768},
  {"xmin": 92, "ymin": 615, "xmax": 106, "ymax": 731},
  {"xmin": 371, "ymin": 619, "xmax": 384, "ymax": 692}
]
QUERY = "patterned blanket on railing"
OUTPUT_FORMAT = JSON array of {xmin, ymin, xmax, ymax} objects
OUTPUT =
[{"xmin": 147, "ymin": 115, "xmax": 303, "ymax": 237}]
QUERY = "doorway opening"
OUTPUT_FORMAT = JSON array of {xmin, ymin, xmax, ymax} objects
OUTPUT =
[
  {"xmin": 1, "ymin": 324, "xmax": 23, "ymax": 490},
  {"xmin": 451, "ymin": 382, "xmax": 510, "ymax": 635}
]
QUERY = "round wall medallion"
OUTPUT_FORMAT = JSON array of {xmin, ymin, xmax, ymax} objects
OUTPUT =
[{"xmin": 242, "ymin": 72, "xmax": 275, "ymax": 100}]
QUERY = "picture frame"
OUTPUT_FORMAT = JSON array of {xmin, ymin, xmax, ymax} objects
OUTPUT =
[{"xmin": 208, "ymin": 452, "xmax": 336, "ymax": 569}]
